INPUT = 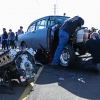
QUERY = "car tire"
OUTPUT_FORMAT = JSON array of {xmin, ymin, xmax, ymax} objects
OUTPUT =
[{"xmin": 60, "ymin": 44, "xmax": 75, "ymax": 67}]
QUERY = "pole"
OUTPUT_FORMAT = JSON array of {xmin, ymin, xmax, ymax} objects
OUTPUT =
[{"xmin": 54, "ymin": 4, "xmax": 56, "ymax": 15}]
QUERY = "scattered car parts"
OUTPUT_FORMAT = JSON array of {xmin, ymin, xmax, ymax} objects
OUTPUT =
[{"xmin": 0, "ymin": 48, "xmax": 35, "ymax": 94}]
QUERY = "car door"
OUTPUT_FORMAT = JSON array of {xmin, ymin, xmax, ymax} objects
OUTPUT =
[
  {"xmin": 30, "ymin": 18, "xmax": 48, "ymax": 50},
  {"xmin": 24, "ymin": 23, "xmax": 36, "ymax": 48}
]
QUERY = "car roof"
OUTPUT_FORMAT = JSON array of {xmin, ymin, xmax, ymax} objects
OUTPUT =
[
  {"xmin": 31, "ymin": 15, "xmax": 70, "ymax": 23},
  {"xmin": 36, "ymin": 15, "xmax": 70, "ymax": 20},
  {"xmin": 28, "ymin": 15, "xmax": 70, "ymax": 28},
  {"xmin": 42, "ymin": 15, "xmax": 70, "ymax": 17}
]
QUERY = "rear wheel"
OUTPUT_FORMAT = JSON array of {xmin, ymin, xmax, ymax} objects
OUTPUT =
[{"xmin": 60, "ymin": 45, "xmax": 75, "ymax": 67}]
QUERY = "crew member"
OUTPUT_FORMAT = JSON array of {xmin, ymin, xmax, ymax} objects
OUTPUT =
[
  {"xmin": 79, "ymin": 32, "xmax": 100, "ymax": 73},
  {"xmin": 51, "ymin": 16, "xmax": 84, "ymax": 68}
]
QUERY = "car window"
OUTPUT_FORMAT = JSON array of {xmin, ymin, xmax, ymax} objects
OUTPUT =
[
  {"xmin": 48, "ymin": 20, "xmax": 55, "ymax": 26},
  {"xmin": 36, "ymin": 19, "xmax": 47, "ymax": 30},
  {"xmin": 47, "ymin": 18, "xmax": 55, "ymax": 27},
  {"xmin": 27, "ymin": 23, "xmax": 35, "ymax": 32},
  {"xmin": 47, "ymin": 16, "xmax": 69, "ymax": 27}
]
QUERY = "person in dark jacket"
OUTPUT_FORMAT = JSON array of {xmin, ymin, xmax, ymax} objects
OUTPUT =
[
  {"xmin": 79, "ymin": 32, "xmax": 100, "ymax": 73},
  {"xmin": 14, "ymin": 32, "xmax": 18, "ymax": 48},
  {"xmin": 9, "ymin": 29, "xmax": 16, "ymax": 49},
  {"xmin": 51, "ymin": 16, "xmax": 84, "ymax": 68},
  {"xmin": 2, "ymin": 28, "xmax": 8, "ymax": 50}
]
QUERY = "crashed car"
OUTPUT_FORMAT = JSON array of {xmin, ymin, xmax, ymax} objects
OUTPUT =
[{"xmin": 18, "ymin": 15, "xmax": 89, "ymax": 67}]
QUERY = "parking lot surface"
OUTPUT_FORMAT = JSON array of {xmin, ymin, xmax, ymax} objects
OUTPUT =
[
  {"xmin": 0, "ymin": 54, "xmax": 100, "ymax": 100},
  {"xmin": 0, "ymin": 64, "xmax": 40, "ymax": 100},
  {"xmin": 27, "ymin": 63, "xmax": 100, "ymax": 100},
  {"xmin": 0, "ymin": 81, "xmax": 25, "ymax": 100}
]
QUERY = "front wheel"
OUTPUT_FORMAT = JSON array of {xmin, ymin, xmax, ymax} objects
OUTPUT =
[{"xmin": 60, "ymin": 45, "xmax": 75, "ymax": 67}]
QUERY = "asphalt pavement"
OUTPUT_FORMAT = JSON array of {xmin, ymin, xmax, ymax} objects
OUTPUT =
[
  {"xmin": 27, "ymin": 56, "xmax": 100, "ymax": 100},
  {"xmin": 0, "ymin": 52, "xmax": 100, "ymax": 100},
  {"xmin": 0, "ymin": 64, "xmax": 40, "ymax": 100}
]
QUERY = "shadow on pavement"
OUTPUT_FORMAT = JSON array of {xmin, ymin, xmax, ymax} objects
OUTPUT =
[
  {"xmin": 34, "ymin": 57, "xmax": 100, "ymax": 100},
  {"xmin": 0, "ymin": 81, "xmax": 25, "ymax": 100}
]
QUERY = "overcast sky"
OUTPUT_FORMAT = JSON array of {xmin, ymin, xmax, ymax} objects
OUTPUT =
[{"xmin": 0, "ymin": 0, "xmax": 100, "ymax": 34}]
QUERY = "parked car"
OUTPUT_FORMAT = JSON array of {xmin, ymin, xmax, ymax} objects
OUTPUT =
[{"xmin": 18, "ymin": 15, "xmax": 88, "ymax": 67}]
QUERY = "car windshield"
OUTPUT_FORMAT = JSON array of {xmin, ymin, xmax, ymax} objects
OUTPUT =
[
  {"xmin": 47, "ymin": 16, "xmax": 69, "ymax": 27},
  {"xmin": 55, "ymin": 16, "xmax": 68, "ymax": 24}
]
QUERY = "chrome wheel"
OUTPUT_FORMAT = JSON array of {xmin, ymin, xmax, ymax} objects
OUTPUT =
[{"xmin": 60, "ymin": 47, "xmax": 70, "ymax": 67}]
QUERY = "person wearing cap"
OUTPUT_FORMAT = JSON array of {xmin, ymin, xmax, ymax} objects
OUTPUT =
[
  {"xmin": 9, "ymin": 29, "xmax": 15, "ymax": 49},
  {"xmin": 79, "ymin": 32, "xmax": 100, "ymax": 73},
  {"xmin": 2, "ymin": 28, "xmax": 8, "ymax": 51},
  {"xmin": 91, "ymin": 27, "xmax": 96, "ymax": 32},
  {"xmin": 51, "ymin": 16, "xmax": 84, "ymax": 68},
  {"xmin": 88, "ymin": 27, "xmax": 98, "ymax": 39},
  {"xmin": 89, "ymin": 27, "xmax": 97, "ymax": 34}
]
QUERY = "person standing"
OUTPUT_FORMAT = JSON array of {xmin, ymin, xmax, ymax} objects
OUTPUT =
[
  {"xmin": 9, "ymin": 29, "xmax": 15, "ymax": 49},
  {"xmin": 2, "ymin": 28, "xmax": 8, "ymax": 51},
  {"xmin": 16, "ymin": 26, "xmax": 24, "ymax": 48},
  {"xmin": 8, "ymin": 30, "xmax": 11, "ymax": 48},
  {"xmin": 51, "ymin": 16, "xmax": 84, "ymax": 68},
  {"xmin": 17, "ymin": 26, "xmax": 24, "ymax": 35},
  {"xmin": 14, "ymin": 32, "xmax": 18, "ymax": 49},
  {"xmin": 1, "ymin": 34, "xmax": 4, "ymax": 50}
]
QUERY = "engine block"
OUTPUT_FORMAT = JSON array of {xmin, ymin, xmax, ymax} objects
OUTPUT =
[{"xmin": 0, "ymin": 48, "xmax": 36, "ymax": 85}]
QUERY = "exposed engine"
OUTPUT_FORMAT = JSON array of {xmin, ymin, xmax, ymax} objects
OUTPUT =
[
  {"xmin": 0, "ymin": 48, "xmax": 35, "ymax": 89},
  {"xmin": 67, "ymin": 27, "xmax": 89, "ymax": 52},
  {"xmin": 50, "ymin": 26, "xmax": 89, "ymax": 55}
]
